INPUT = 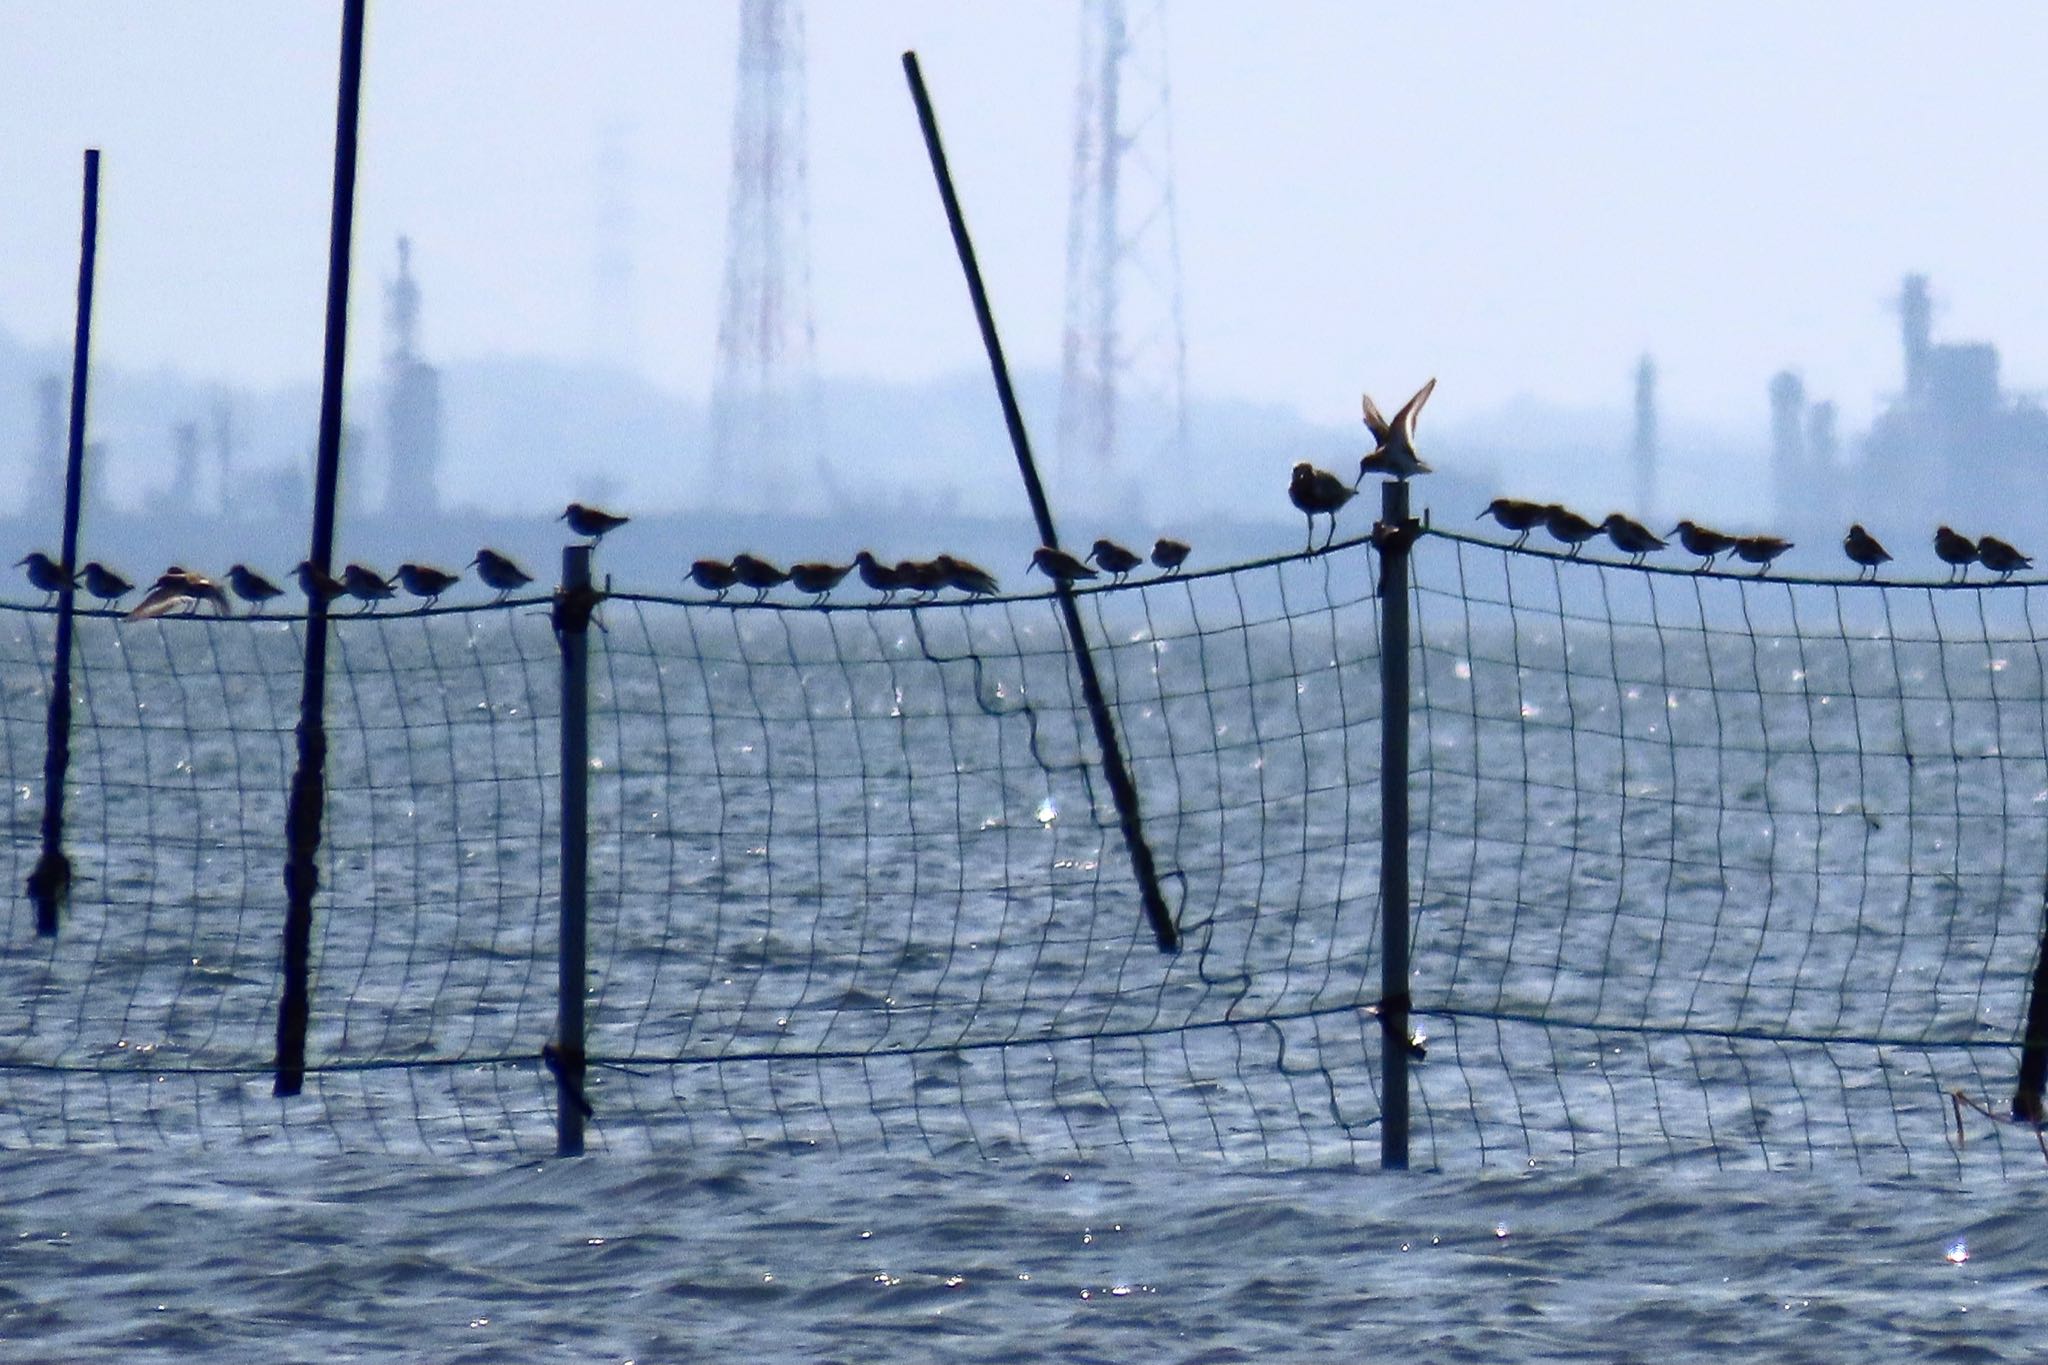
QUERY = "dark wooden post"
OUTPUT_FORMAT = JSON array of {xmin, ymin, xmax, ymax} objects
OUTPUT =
[{"xmin": 1377, "ymin": 479, "xmax": 1416, "ymax": 1168}]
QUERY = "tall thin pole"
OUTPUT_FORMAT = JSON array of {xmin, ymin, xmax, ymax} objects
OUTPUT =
[
  {"xmin": 276, "ymin": 0, "xmax": 367, "ymax": 1097},
  {"xmin": 1377, "ymin": 479, "xmax": 1415, "ymax": 1169},
  {"xmin": 2010, "ymin": 892, "xmax": 2048, "ymax": 1123},
  {"xmin": 28, "ymin": 149, "xmax": 101, "ymax": 937},
  {"xmin": 554, "ymin": 545, "xmax": 593, "ymax": 1156},
  {"xmin": 902, "ymin": 50, "xmax": 1177, "ymax": 953}
]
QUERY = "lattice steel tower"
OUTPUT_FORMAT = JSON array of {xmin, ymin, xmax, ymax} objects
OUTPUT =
[
  {"xmin": 710, "ymin": 0, "xmax": 824, "ymax": 514},
  {"xmin": 1058, "ymin": 0, "xmax": 1188, "ymax": 515}
]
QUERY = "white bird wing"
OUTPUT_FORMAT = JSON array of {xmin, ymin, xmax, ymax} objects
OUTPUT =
[
  {"xmin": 1392, "ymin": 377, "xmax": 1437, "ymax": 443},
  {"xmin": 1361, "ymin": 393, "xmax": 1389, "ymax": 444},
  {"xmin": 123, "ymin": 582, "xmax": 193, "ymax": 621}
]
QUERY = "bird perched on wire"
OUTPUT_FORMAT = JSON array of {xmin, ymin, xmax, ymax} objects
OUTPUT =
[
  {"xmin": 1670, "ymin": 520, "xmax": 1739, "ymax": 570},
  {"xmin": 894, "ymin": 559, "xmax": 949, "ymax": 599},
  {"xmin": 1733, "ymin": 535, "xmax": 1793, "ymax": 576},
  {"xmin": 125, "ymin": 568, "xmax": 229, "ymax": 620},
  {"xmin": 227, "ymin": 564, "xmax": 283, "ymax": 612},
  {"xmin": 730, "ymin": 553, "xmax": 788, "ymax": 599},
  {"xmin": 561, "ymin": 501, "xmax": 629, "ymax": 543},
  {"xmin": 1934, "ymin": 526, "xmax": 1979, "ymax": 582},
  {"xmin": 397, "ymin": 562, "xmax": 462, "ymax": 606},
  {"xmin": 1357, "ymin": 378, "xmax": 1437, "ymax": 483},
  {"xmin": 341, "ymin": 564, "xmax": 394, "ymax": 612},
  {"xmin": 1842, "ymin": 524, "xmax": 1891, "ymax": 581},
  {"xmin": 689, "ymin": 558, "xmax": 740, "ymax": 598},
  {"xmin": 1289, "ymin": 462, "xmax": 1356, "ymax": 550},
  {"xmin": 80, "ymin": 562, "xmax": 132, "ymax": 606},
  {"xmin": 1542, "ymin": 505, "xmax": 1601, "ymax": 556},
  {"xmin": 853, "ymin": 550, "xmax": 905, "ymax": 600},
  {"xmin": 1478, "ymin": 497, "xmax": 1548, "ymax": 548},
  {"xmin": 1977, "ymin": 535, "xmax": 2034, "ymax": 580},
  {"xmin": 935, "ymin": 554, "xmax": 999, "ymax": 597},
  {"xmin": 295, "ymin": 560, "xmax": 346, "ymax": 607},
  {"xmin": 1086, "ymin": 538, "xmax": 1144, "ymax": 583},
  {"xmin": 787, "ymin": 561, "xmax": 852, "ymax": 601},
  {"xmin": 1151, "ymin": 537, "xmax": 1190, "ymax": 574},
  {"xmin": 471, "ymin": 549, "xmax": 534, "ymax": 600},
  {"xmin": 1600, "ymin": 513, "xmax": 1666, "ymax": 565},
  {"xmin": 1030, "ymin": 545, "xmax": 1098, "ymax": 586},
  {"xmin": 16, "ymin": 551, "xmax": 72, "ymax": 603}
]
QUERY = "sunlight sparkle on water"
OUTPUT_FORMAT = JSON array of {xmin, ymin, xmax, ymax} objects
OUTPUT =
[{"xmin": 1945, "ymin": 1240, "xmax": 1969, "ymax": 1264}]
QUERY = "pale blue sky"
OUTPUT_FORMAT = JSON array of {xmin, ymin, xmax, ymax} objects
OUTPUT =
[{"xmin": 4, "ymin": 2, "xmax": 2047, "ymax": 435}]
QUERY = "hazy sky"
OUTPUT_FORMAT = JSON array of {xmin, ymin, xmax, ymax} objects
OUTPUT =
[{"xmin": 5, "ymin": 2, "xmax": 2048, "ymax": 434}]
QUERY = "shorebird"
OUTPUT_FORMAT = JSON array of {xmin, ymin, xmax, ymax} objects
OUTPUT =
[
  {"xmin": 1357, "ymin": 377, "xmax": 1437, "ymax": 483},
  {"xmin": 787, "ymin": 561, "xmax": 852, "ymax": 601},
  {"xmin": 1478, "ymin": 498, "xmax": 1549, "ymax": 548},
  {"xmin": 1029, "ymin": 546, "xmax": 1098, "ymax": 586},
  {"xmin": 1151, "ymin": 537, "xmax": 1191, "ymax": 574},
  {"xmin": 1934, "ymin": 526, "xmax": 1979, "ymax": 582},
  {"xmin": 935, "ymin": 554, "xmax": 999, "ymax": 597},
  {"xmin": 1289, "ymin": 462, "xmax": 1355, "ymax": 550},
  {"xmin": 1669, "ymin": 520, "xmax": 1739, "ymax": 570},
  {"xmin": 689, "ymin": 558, "xmax": 739, "ymax": 598},
  {"xmin": 16, "ymin": 552, "xmax": 72, "ymax": 603},
  {"xmin": 730, "ymin": 553, "xmax": 788, "ymax": 598},
  {"xmin": 227, "ymin": 564, "xmax": 283, "ymax": 612},
  {"xmin": 80, "ymin": 562, "xmax": 132, "ymax": 606},
  {"xmin": 1086, "ymin": 538, "xmax": 1144, "ymax": 582},
  {"xmin": 561, "ymin": 502, "xmax": 629, "ymax": 543},
  {"xmin": 1542, "ymin": 505, "xmax": 1601, "ymax": 557},
  {"xmin": 1978, "ymin": 535, "xmax": 2034, "ymax": 580},
  {"xmin": 341, "ymin": 564, "xmax": 395, "ymax": 612},
  {"xmin": 396, "ymin": 562, "xmax": 462, "ymax": 606},
  {"xmin": 125, "ymin": 568, "xmax": 229, "ymax": 620},
  {"xmin": 853, "ymin": 550, "xmax": 905, "ymax": 600},
  {"xmin": 1733, "ymin": 535, "xmax": 1793, "ymax": 576},
  {"xmin": 1600, "ymin": 513, "xmax": 1667, "ymax": 565},
  {"xmin": 295, "ymin": 560, "xmax": 346, "ymax": 607},
  {"xmin": 470, "ymin": 549, "xmax": 534, "ymax": 600},
  {"xmin": 1842, "ymin": 525, "xmax": 1891, "ymax": 580},
  {"xmin": 893, "ymin": 559, "xmax": 949, "ymax": 599}
]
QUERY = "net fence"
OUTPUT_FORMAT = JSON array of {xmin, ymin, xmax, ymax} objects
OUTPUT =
[{"xmin": 2, "ymin": 528, "xmax": 2045, "ymax": 1172}]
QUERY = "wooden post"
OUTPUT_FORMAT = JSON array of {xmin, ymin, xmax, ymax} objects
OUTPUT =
[
  {"xmin": 276, "ymin": 0, "xmax": 367, "ymax": 1096},
  {"xmin": 1377, "ymin": 479, "xmax": 1415, "ymax": 1168},
  {"xmin": 28, "ymin": 149, "xmax": 101, "ymax": 937},
  {"xmin": 553, "ymin": 545, "xmax": 593, "ymax": 1155},
  {"xmin": 902, "ymin": 49, "xmax": 1177, "ymax": 953}
]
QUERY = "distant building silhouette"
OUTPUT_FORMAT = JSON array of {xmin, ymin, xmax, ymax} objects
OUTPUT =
[
  {"xmin": 1630, "ymin": 355, "xmax": 1658, "ymax": 518},
  {"xmin": 383, "ymin": 236, "xmax": 443, "ymax": 518},
  {"xmin": 31, "ymin": 375, "xmax": 63, "ymax": 518}
]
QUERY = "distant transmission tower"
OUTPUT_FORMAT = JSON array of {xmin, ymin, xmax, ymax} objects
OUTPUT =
[
  {"xmin": 1058, "ymin": 0, "xmax": 1189, "ymax": 516},
  {"xmin": 710, "ymin": 0, "xmax": 829, "ymax": 514}
]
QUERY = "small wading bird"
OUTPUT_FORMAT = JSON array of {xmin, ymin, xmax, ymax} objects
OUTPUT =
[
  {"xmin": 894, "ymin": 559, "xmax": 948, "ymax": 599},
  {"xmin": 787, "ymin": 561, "xmax": 852, "ymax": 601},
  {"xmin": 561, "ymin": 501, "xmax": 630, "ymax": 543},
  {"xmin": 125, "ymin": 567, "xmax": 229, "ymax": 620},
  {"xmin": 935, "ymin": 554, "xmax": 999, "ymax": 597},
  {"xmin": 1733, "ymin": 534, "xmax": 1793, "ymax": 576},
  {"xmin": 1978, "ymin": 534, "xmax": 2034, "ymax": 581},
  {"xmin": 227, "ymin": 564, "xmax": 283, "ymax": 612},
  {"xmin": 1670, "ymin": 520, "xmax": 1739, "ymax": 570},
  {"xmin": 853, "ymin": 550, "xmax": 905, "ymax": 599},
  {"xmin": 80, "ymin": 562, "xmax": 132, "ymax": 606},
  {"xmin": 1600, "ymin": 513, "xmax": 1666, "ymax": 565},
  {"xmin": 1542, "ymin": 505, "xmax": 1601, "ymax": 556},
  {"xmin": 1934, "ymin": 525, "xmax": 1979, "ymax": 582},
  {"xmin": 16, "ymin": 551, "xmax": 72, "ymax": 603},
  {"xmin": 729, "ymin": 553, "xmax": 788, "ymax": 599},
  {"xmin": 471, "ymin": 549, "xmax": 534, "ymax": 600},
  {"xmin": 396, "ymin": 562, "xmax": 462, "ymax": 606},
  {"xmin": 1357, "ymin": 377, "xmax": 1437, "ymax": 483},
  {"xmin": 1086, "ymin": 538, "xmax": 1144, "ymax": 583},
  {"xmin": 295, "ymin": 560, "xmax": 346, "ymax": 606},
  {"xmin": 341, "ymin": 564, "xmax": 394, "ymax": 613},
  {"xmin": 1288, "ymin": 462, "xmax": 1355, "ymax": 550},
  {"xmin": 1029, "ymin": 545, "xmax": 1097, "ymax": 586},
  {"xmin": 1150, "ymin": 537, "xmax": 1190, "ymax": 574},
  {"xmin": 1842, "ymin": 524, "xmax": 1891, "ymax": 580},
  {"xmin": 1478, "ymin": 497, "xmax": 1549, "ymax": 548},
  {"xmin": 688, "ymin": 557, "xmax": 739, "ymax": 598}
]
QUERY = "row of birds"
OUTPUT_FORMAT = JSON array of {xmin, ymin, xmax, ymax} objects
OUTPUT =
[
  {"xmin": 13, "ymin": 550, "xmax": 545, "ymax": 619},
  {"xmin": 688, "ymin": 537, "xmax": 1193, "ymax": 603},
  {"xmin": 1475, "ymin": 498, "xmax": 2037, "ymax": 581}
]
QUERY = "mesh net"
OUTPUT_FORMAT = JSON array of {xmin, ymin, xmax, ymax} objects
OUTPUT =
[{"xmin": 2, "ymin": 530, "xmax": 2045, "ymax": 1172}]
